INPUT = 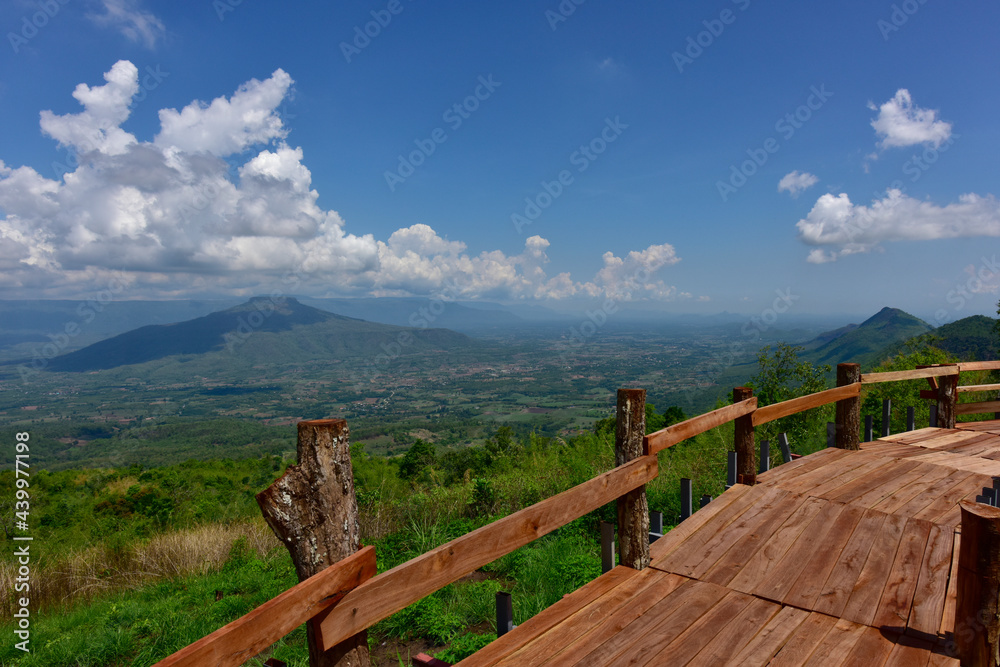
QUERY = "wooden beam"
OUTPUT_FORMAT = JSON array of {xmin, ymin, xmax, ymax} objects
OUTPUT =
[
  {"xmin": 752, "ymin": 383, "xmax": 860, "ymax": 427},
  {"xmin": 959, "ymin": 383, "xmax": 1000, "ymax": 393},
  {"xmin": 860, "ymin": 366, "xmax": 959, "ymax": 384},
  {"xmin": 644, "ymin": 398, "xmax": 757, "ymax": 454},
  {"xmin": 958, "ymin": 361, "xmax": 1000, "ymax": 372},
  {"xmin": 956, "ymin": 400, "xmax": 1000, "ymax": 416},
  {"xmin": 153, "ymin": 547, "xmax": 376, "ymax": 667},
  {"xmin": 313, "ymin": 454, "xmax": 659, "ymax": 651},
  {"xmin": 615, "ymin": 388, "xmax": 649, "ymax": 570},
  {"xmin": 733, "ymin": 387, "xmax": 756, "ymax": 484},
  {"xmin": 835, "ymin": 364, "xmax": 861, "ymax": 451},
  {"xmin": 956, "ymin": 500, "xmax": 1000, "ymax": 667}
]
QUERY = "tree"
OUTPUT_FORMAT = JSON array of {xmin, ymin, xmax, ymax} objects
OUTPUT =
[
  {"xmin": 748, "ymin": 343, "xmax": 829, "ymax": 406},
  {"xmin": 399, "ymin": 439, "xmax": 437, "ymax": 481},
  {"xmin": 747, "ymin": 344, "xmax": 831, "ymax": 452},
  {"xmin": 485, "ymin": 426, "xmax": 520, "ymax": 458},
  {"xmin": 662, "ymin": 406, "xmax": 687, "ymax": 428}
]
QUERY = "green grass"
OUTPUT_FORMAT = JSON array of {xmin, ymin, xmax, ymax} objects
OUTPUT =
[{"xmin": 0, "ymin": 542, "xmax": 307, "ymax": 667}]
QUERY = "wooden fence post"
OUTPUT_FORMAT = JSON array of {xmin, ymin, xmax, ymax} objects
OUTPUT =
[
  {"xmin": 615, "ymin": 388, "xmax": 649, "ymax": 570},
  {"xmin": 257, "ymin": 419, "xmax": 369, "ymax": 667},
  {"xmin": 733, "ymin": 387, "xmax": 756, "ymax": 484},
  {"xmin": 956, "ymin": 500, "xmax": 1000, "ymax": 667},
  {"xmin": 937, "ymin": 372, "xmax": 958, "ymax": 429},
  {"xmin": 834, "ymin": 363, "xmax": 861, "ymax": 450}
]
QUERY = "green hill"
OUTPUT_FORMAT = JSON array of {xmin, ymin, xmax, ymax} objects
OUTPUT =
[
  {"xmin": 903, "ymin": 315, "xmax": 998, "ymax": 361},
  {"xmin": 802, "ymin": 307, "xmax": 933, "ymax": 369},
  {"xmin": 42, "ymin": 296, "xmax": 474, "ymax": 372}
]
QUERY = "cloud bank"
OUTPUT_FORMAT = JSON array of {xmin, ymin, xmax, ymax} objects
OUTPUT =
[
  {"xmin": 796, "ymin": 189, "xmax": 1000, "ymax": 263},
  {"xmin": 0, "ymin": 61, "xmax": 683, "ymax": 302}
]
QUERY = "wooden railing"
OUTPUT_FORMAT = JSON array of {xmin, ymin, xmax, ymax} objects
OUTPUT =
[{"xmin": 155, "ymin": 359, "xmax": 1000, "ymax": 667}]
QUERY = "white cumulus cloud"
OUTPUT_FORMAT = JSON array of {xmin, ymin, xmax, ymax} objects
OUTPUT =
[
  {"xmin": 796, "ymin": 189, "xmax": 1000, "ymax": 263},
  {"xmin": 869, "ymin": 89, "xmax": 952, "ymax": 150},
  {"xmin": 0, "ymin": 62, "xmax": 686, "ymax": 302},
  {"xmin": 155, "ymin": 70, "xmax": 293, "ymax": 156},
  {"xmin": 778, "ymin": 171, "xmax": 819, "ymax": 198}
]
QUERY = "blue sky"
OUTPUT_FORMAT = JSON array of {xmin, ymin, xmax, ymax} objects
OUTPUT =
[{"xmin": 1, "ymin": 0, "xmax": 998, "ymax": 323}]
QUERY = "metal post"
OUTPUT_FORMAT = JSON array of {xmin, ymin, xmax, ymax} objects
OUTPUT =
[
  {"xmin": 600, "ymin": 521, "xmax": 615, "ymax": 573},
  {"xmin": 680, "ymin": 478, "xmax": 692, "ymax": 522},
  {"xmin": 864, "ymin": 415, "xmax": 873, "ymax": 443},
  {"xmin": 929, "ymin": 404, "xmax": 938, "ymax": 428},
  {"xmin": 778, "ymin": 433, "xmax": 791, "ymax": 464},
  {"xmin": 759, "ymin": 439, "xmax": 770, "ymax": 473},
  {"xmin": 700, "ymin": 495, "xmax": 712, "ymax": 508},
  {"xmin": 496, "ymin": 592, "xmax": 514, "ymax": 637},
  {"xmin": 649, "ymin": 510, "xmax": 663, "ymax": 543},
  {"xmin": 906, "ymin": 406, "xmax": 915, "ymax": 432},
  {"xmin": 882, "ymin": 399, "xmax": 892, "ymax": 437},
  {"xmin": 726, "ymin": 451, "xmax": 737, "ymax": 489},
  {"xmin": 826, "ymin": 422, "xmax": 835, "ymax": 448}
]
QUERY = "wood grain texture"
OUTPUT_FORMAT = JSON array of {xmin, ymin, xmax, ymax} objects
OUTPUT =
[
  {"xmin": 455, "ymin": 567, "xmax": 638, "ymax": 667},
  {"xmin": 752, "ymin": 383, "xmax": 861, "ymax": 426},
  {"xmin": 956, "ymin": 400, "xmax": 1000, "ymax": 416},
  {"xmin": 958, "ymin": 361, "xmax": 1000, "ymax": 372},
  {"xmin": 861, "ymin": 366, "xmax": 959, "ymax": 384},
  {"xmin": 644, "ymin": 397, "xmax": 757, "ymax": 453}
]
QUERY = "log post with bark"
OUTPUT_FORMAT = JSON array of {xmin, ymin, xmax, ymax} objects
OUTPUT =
[
  {"xmin": 733, "ymin": 387, "xmax": 756, "ymax": 484},
  {"xmin": 615, "ymin": 388, "xmax": 650, "ymax": 570},
  {"xmin": 256, "ymin": 419, "xmax": 369, "ymax": 667},
  {"xmin": 956, "ymin": 499, "xmax": 1000, "ymax": 667},
  {"xmin": 834, "ymin": 363, "xmax": 861, "ymax": 450}
]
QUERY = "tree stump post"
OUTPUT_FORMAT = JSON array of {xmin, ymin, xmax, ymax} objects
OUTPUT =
[
  {"xmin": 835, "ymin": 363, "xmax": 861, "ymax": 450},
  {"xmin": 938, "ymin": 372, "xmax": 958, "ymax": 429},
  {"xmin": 615, "ymin": 388, "xmax": 650, "ymax": 570},
  {"xmin": 956, "ymin": 500, "xmax": 1000, "ymax": 667},
  {"xmin": 733, "ymin": 387, "xmax": 756, "ymax": 484},
  {"xmin": 256, "ymin": 419, "xmax": 369, "ymax": 667}
]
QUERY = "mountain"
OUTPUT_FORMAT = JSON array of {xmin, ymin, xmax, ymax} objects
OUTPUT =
[
  {"xmin": 908, "ymin": 315, "xmax": 998, "ymax": 361},
  {"xmin": 298, "ymin": 297, "xmax": 524, "ymax": 331},
  {"xmin": 801, "ymin": 307, "xmax": 934, "ymax": 368},
  {"xmin": 43, "ymin": 297, "xmax": 474, "ymax": 372},
  {"xmin": 0, "ymin": 299, "xmax": 240, "ymax": 359}
]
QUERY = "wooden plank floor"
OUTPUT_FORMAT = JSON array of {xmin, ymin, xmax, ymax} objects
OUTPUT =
[{"xmin": 458, "ymin": 420, "xmax": 1000, "ymax": 666}]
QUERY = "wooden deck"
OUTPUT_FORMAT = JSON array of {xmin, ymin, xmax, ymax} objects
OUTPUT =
[{"xmin": 458, "ymin": 420, "xmax": 1000, "ymax": 666}]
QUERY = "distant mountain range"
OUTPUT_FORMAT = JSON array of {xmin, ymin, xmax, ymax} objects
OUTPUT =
[{"xmin": 42, "ymin": 297, "xmax": 473, "ymax": 372}]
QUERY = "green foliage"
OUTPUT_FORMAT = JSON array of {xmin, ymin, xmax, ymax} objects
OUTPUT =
[
  {"xmin": 398, "ymin": 439, "xmax": 437, "ymax": 481},
  {"xmin": 435, "ymin": 632, "xmax": 497, "ymax": 663},
  {"xmin": 485, "ymin": 426, "xmax": 521, "ymax": 459},
  {"xmin": 862, "ymin": 343, "xmax": 958, "ymax": 434},
  {"xmin": 748, "ymin": 343, "xmax": 831, "ymax": 450},
  {"xmin": 468, "ymin": 478, "xmax": 497, "ymax": 517},
  {"xmin": 662, "ymin": 405, "xmax": 687, "ymax": 427}
]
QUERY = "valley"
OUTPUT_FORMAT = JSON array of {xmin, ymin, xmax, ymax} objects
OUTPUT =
[{"xmin": 1, "ymin": 297, "xmax": 993, "ymax": 471}]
